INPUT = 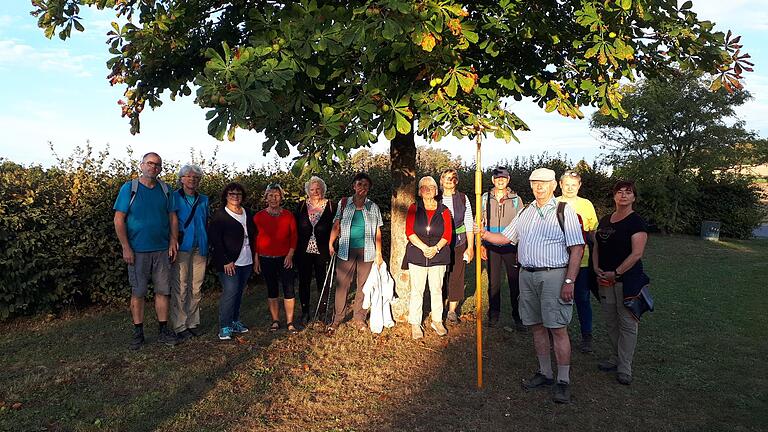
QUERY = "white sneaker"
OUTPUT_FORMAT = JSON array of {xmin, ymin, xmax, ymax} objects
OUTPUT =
[
  {"xmin": 431, "ymin": 321, "xmax": 448, "ymax": 337},
  {"xmin": 411, "ymin": 324, "xmax": 424, "ymax": 340}
]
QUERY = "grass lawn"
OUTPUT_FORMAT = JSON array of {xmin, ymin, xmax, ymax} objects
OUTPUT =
[{"xmin": 1, "ymin": 235, "xmax": 767, "ymax": 432}]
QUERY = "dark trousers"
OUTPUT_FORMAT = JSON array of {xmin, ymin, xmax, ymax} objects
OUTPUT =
[
  {"xmin": 297, "ymin": 252, "xmax": 330, "ymax": 313},
  {"xmin": 332, "ymin": 248, "xmax": 372, "ymax": 326},
  {"xmin": 487, "ymin": 248, "xmax": 521, "ymax": 323},
  {"xmin": 444, "ymin": 242, "xmax": 468, "ymax": 302},
  {"xmin": 260, "ymin": 256, "xmax": 295, "ymax": 299},
  {"xmin": 574, "ymin": 266, "xmax": 593, "ymax": 336}
]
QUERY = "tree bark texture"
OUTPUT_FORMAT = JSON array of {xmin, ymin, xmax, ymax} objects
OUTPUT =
[{"xmin": 389, "ymin": 130, "xmax": 416, "ymax": 322}]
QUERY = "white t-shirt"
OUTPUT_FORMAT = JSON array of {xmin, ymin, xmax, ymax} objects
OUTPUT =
[{"xmin": 225, "ymin": 207, "xmax": 254, "ymax": 266}]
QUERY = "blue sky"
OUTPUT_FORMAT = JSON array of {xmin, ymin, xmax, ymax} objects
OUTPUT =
[{"xmin": 1, "ymin": 1, "xmax": 766, "ymax": 170}]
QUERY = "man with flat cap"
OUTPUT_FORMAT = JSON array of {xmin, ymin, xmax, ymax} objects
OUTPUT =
[
  {"xmin": 480, "ymin": 166, "xmax": 524, "ymax": 329},
  {"xmin": 480, "ymin": 167, "xmax": 584, "ymax": 404}
]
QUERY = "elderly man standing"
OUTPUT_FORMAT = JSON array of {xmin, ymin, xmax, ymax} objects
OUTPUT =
[
  {"xmin": 114, "ymin": 152, "xmax": 180, "ymax": 350},
  {"xmin": 171, "ymin": 164, "xmax": 209, "ymax": 341},
  {"xmin": 480, "ymin": 168, "xmax": 584, "ymax": 404}
]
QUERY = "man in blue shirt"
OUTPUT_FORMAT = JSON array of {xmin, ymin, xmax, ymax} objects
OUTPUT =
[
  {"xmin": 113, "ymin": 152, "xmax": 179, "ymax": 350},
  {"xmin": 480, "ymin": 168, "xmax": 584, "ymax": 404}
]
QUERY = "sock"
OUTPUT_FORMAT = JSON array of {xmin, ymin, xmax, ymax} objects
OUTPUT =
[
  {"xmin": 537, "ymin": 355, "xmax": 553, "ymax": 379},
  {"xmin": 134, "ymin": 323, "xmax": 143, "ymax": 332},
  {"xmin": 158, "ymin": 321, "xmax": 167, "ymax": 331},
  {"xmin": 557, "ymin": 365, "xmax": 571, "ymax": 383}
]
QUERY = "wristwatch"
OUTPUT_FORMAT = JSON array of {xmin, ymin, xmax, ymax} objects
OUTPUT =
[{"xmin": 564, "ymin": 278, "xmax": 574, "ymax": 285}]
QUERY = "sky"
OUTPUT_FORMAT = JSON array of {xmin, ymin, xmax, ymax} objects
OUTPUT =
[{"xmin": 1, "ymin": 1, "xmax": 766, "ymax": 171}]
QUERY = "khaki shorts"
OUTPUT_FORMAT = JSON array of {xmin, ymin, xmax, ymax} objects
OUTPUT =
[
  {"xmin": 519, "ymin": 267, "xmax": 573, "ymax": 328},
  {"xmin": 128, "ymin": 251, "xmax": 171, "ymax": 297}
]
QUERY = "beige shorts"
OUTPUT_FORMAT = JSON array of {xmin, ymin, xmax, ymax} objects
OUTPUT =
[{"xmin": 519, "ymin": 267, "xmax": 573, "ymax": 328}]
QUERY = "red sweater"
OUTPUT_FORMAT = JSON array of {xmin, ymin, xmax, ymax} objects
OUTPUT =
[
  {"xmin": 253, "ymin": 209, "xmax": 297, "ymax": 256},
  {"xmin": 405, "ymin": 204, "xmax": 452, "ymax": 244}
]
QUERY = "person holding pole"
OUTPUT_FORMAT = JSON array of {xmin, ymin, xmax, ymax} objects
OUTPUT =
[
  {"xmin": 479, "ymin": 167, "xmax": 584, "ymax": 404},
  {"xmin": 439, "ymin": 169, "xmax": 474, "ymax": 325}
]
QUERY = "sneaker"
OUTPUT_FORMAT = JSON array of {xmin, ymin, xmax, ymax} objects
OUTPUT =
[
  {"xmin": 130, "ymin": 328, "xmax": 145, "ymax": 351},
  {"xmin": 446, "ymin": 311, "xmax": 459, "ymax": 325},
  {"xmin": 411, "ymin": 324, "xmax": 424, "ymax": 340},
  {"xmin": 598, "ymin": 359, "xmax": 618, "ymax": 372},
  {"xmin": 522, "ymin": 372, "xmax": 554, "ymax": 390},
  {"xmin": 617, "ymin": 372, "xmax": 633, "ymax": 385},
  {"xmin": 552, "ymin": 380, "xmax": 571, "ymax": 404},
  {"xmin": 580, "ymin": 334, "xmax": 593, "ymax": 353},
  {"xmin": 157, "ymin": 327, "xmax": 180, "ymax": 346},
  {"xmin": 431, "ymin": 321, "xmax": 448, "ymax": 337},
  {"xmin": 218, "ymin": 326, "xmax": 233, "ymax": 340},
  {"xmin": 232, "ymin": 321, "xmax": 249, "ymax": 334}
]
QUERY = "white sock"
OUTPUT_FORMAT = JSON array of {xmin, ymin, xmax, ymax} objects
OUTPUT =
[
  {"xmin": 537, "ymin": 355, "xmax": 553, "ymax": 379},
  {"xmin": 557, "ymin": 365, "xmax": 571, "ymax": 383}
]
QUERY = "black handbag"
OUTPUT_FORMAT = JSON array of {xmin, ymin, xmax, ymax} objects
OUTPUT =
[{"xmin": 623, "ymin": 284, "xmax": 654, "ymax": 321}]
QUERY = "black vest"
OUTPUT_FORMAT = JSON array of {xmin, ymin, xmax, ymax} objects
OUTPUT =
[
  {"xmin": 403, "ymin": 201, "xmax": 452, "ymax": 268},
  {"xmin": 449, "ymin": 193, "xmax": 467, "ymax": 247}
]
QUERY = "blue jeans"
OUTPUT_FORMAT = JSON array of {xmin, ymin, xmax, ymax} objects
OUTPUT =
[
  {"xmin": 218, "ymin": 265, "xmax": 252, "ymax": 329},
  {"xmin": 574, "ymin": 267, "xmax": 593, "ymax": 336}
]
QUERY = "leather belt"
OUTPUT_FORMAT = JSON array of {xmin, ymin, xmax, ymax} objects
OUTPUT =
[{"xmin": 521, "ymin": 266, "xmax": 566, "ymax": 273}]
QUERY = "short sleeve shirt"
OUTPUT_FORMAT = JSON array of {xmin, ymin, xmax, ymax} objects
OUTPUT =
[
  {"xmin": 557, "ymin": 196, "xmax": 598, "ymax": 267},
  {"xmin": 113, "ymin": 181, "xmax": 174, "ymax": 253},
  {"xmin": 595, "ymin": 212, "xmax": 647, "ymax": 271}
]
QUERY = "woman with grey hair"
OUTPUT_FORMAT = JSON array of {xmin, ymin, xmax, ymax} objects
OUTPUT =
[
  {"xmin": 171, "ymin": 164, "xmax": 208, "ymax": 340},
  {"xmin": 403, "ymin": 176, "xmax": 452, "ymax": 339},
  {"xmin": 294, "ymin": 176, "xmax": 336, "ymax": 324}
]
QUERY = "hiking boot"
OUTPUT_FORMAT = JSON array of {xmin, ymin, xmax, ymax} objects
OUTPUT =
[
  {"xmin": 157, "ymin": 327, "xmax": 180, "ymax": 346},
  {"xmin": 187, "ymin": 327, "xmax": 202, "ymax": 337},
  {"xmin": 598, "ymin": 359, "xmax": 618, "ymax": 372},
  {"xmin": 177, "ymin": 329, "xmax": 194, "ymax": 342},
  {"xmin": 130, "ymin": 328, "xmax": 145, "ymax": 351},
  {"xmin": 218, "ymin": 326, "xmax": 233, "ymax": 340},
  {"xmin": 580, "ymin": 333, "xmax": 593, "ymax": 353},
  {"xmin": 446, "ymin": 311, "xmax": 460, "ymax": 325},
  {"xmin": 552, "ymin": 380, "xmax": 571, "ymax": 404},
  {"xmin": 522, "ymin": 372, "xmax": 554, "ymax": 390},
  {"xmin": 232, "ymin": 321, "xmax": 249, "ymax": 334},
  {"xmin": 431, "ymin": 321, "xmax": 448, "ymax": 337},
  {"xmin": 301, "ymin": 311, "xmax": 311, "ymax": 325},
  {"xmin": 617, "ymin": 373, "xmax": 633, "ymax": 385},
  {"xmin": 411, "ymin": 324, "xmax": 424, "ymax": 340}
]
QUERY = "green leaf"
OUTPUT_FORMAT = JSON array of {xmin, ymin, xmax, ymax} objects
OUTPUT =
[
  {"xmin": 384, "ymin": 126, "xmax": 397, "ymax": 140},
  {"xmin": 463, "ymin": 30, "xmax": 479, "ymax": 44},
  {"xmin": 445, "ymin": 76, "xmax": 458, "ymax": 97},
  {"xmin": 395, "ymin": 112, "xmax": 411, "ymax": 135},
  {"xmin": 306, "ymin": 65, "xmax": 320, "ymax": 78}
]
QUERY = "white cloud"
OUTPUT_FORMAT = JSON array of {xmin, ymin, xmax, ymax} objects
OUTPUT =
[{"xmin": 0, "ymin": 39, "xmax": 96, "ymax": 77}]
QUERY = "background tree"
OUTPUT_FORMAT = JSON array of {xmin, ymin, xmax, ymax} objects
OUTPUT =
[
  {"xmin": 591, "ymin": 72, "xmax": 766, "ymax": 234},
  {"xmin": 34, "ymin": 0, "xmax": 751, "ymax": 317}
]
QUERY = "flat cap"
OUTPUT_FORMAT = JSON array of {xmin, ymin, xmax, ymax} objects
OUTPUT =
[{"xmin": 529, "ymin": 167, "xmax": 556, "ymax": 182}]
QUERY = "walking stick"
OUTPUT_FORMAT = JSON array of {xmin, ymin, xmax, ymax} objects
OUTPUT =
[{"xmin": 314, "ymin": 258, "xmax": 336, "ymax": 322}]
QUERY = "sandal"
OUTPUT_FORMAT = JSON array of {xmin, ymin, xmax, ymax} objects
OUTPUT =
[
  {"xmin": 269, "ymin": 320, "xmax": 280, "ymax": 332},
  {"xmin": 286, "ymin": 322, "xmax": 300, "ymax": 334}
]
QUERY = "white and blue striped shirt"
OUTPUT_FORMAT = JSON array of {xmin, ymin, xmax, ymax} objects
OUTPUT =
[{"xmin": 501, "ymin": 197, "xmax": 584, "ymax": 267}]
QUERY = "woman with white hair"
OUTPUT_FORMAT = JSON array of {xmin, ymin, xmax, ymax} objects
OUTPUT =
[
  {"xmin": 294, "ymin": 176, "xmax": 336, "ymax": 324},
  {"xmin": 171, "ymin": 164, "xmax": 208, "ymax": 340},
  {"xmin": 253, "ymin": 183, "xmax": 299, "ymax": 333},
  {"xmin": 403, "ymin": 176, "xmax": 453, "ymax": 339}
]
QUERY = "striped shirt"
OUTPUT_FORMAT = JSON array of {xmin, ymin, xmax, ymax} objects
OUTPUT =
[
  {"xmin": 441, "ymin": 193, "xmax": 474, "ymax": 235},
  {"xmin": 501, "ymin": 197, "xmax": 584, "ymax": 267},
  {"xmin": 334, "ymin": 197, "xmax": 383, "ymax": 262}
]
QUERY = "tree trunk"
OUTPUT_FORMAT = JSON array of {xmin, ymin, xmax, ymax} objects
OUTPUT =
[{"xmin": 389, "ymin": 130, "xmax": 416, "ymax": 322}]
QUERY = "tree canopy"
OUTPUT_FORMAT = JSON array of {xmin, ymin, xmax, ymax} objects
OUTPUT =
[{"xmin": 33, "ymin": 0, "xmax": 751, "ymax": 171}]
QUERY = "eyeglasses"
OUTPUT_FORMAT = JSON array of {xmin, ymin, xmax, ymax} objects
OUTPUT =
[
  {"xmin": 266, "ymin": 182, "xmax": 281, "ymax": 190},
  {"xmin": 143, "ymin": 160, "xmax": 162, "ymax": 169},
  {"xmin": 227, "ymin": 192, "xmax": 243, "ymax": 197},
  {"xmin": 563, "ymin": 171, "xmax": 579, "ymax": 177},
  {"xmin": 182, "ymin": 175, "xmax": 201, "ymax": 180}
]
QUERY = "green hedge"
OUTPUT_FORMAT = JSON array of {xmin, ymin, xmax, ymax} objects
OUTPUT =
[{"xmin": 2, "ymin": 146, "xmax": 761, "ymax": 320}]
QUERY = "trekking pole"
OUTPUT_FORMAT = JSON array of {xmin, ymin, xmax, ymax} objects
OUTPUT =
[{"xmin": 314, "ymin": 258, "xmax": 336, "ymax": 322}]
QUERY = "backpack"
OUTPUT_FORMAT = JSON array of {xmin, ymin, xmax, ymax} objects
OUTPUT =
[
  {"xmin": 555, "ymin": 201, "xmax": 587, "ymax": 244},
  {"xmin": 127, "ymin": 178, "xmax": 170, "ymax": 210}
]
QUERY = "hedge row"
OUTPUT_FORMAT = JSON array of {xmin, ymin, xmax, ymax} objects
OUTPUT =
[{"xmin": 1, "ymin": 147, "xmax": 762, "ymax": 320}]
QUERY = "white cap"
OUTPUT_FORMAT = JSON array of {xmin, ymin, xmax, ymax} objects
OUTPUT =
[{"xmin": 529, "ymin": 168, "xmax": 556, "ymax": 181}]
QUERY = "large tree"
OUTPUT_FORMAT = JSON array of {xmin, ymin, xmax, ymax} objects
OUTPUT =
[
  {"xmin": 34, "ymin": 0, "xmax": 750, "ymax": 317},
  {"xmin": 591, "ymin": 72, "xmax": 765, "ymax": 233}
]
